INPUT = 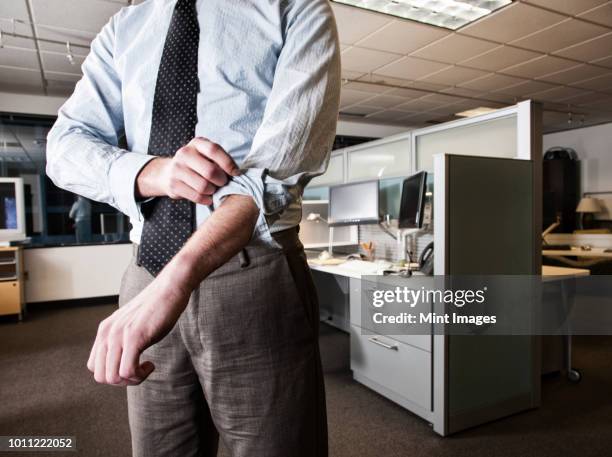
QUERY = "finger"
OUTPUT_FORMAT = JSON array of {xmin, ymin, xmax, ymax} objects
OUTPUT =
[
  {"xmin": 120, "ymin": 343, "xmax": 155, "ymax": 384},
  {"xmin": 189, "ymin": 137, "xmax": 240, "ymax": 177},
  {"xmin": 106, "ymin": 342, "xmax": 123, "ymax": 385},
  {"xmin": 87, "ymin": 339, "xmax": 97, "ymax": 372},
  {"xmin": 177, "ymin": 166, "xmax": 217, "ymax": 196},
  {"xmin": 169, "ymin": 180, "xmax": 213, "ymax": 206},
  {"xmin": 94, "ymin": 341, "xmax": 108, "ymax": 384},
  {"xmin": 181, "ymin": 152, "xmax": 228, "ymax": 187}
]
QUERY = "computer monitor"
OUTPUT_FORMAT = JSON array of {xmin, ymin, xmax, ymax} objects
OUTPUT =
[
  {"xmin": 328, "ymin": 180, "xmax": 379, "ymax": 227},
  {"xmin": 0, "ymin": 178, "xmax": 26, "ymax": 242},
  {"xmin": 399, "ymin": 171, "xmax": 428, "ymax": 229}
]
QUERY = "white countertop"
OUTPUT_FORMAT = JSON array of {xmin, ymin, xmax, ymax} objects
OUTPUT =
[{"xmin": 308, "ymin": 258, "xmax": 590, "ymax": 280}]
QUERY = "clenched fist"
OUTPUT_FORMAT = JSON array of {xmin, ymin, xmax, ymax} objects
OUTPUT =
[{"xmin": 136, "ymin": 137, "xmax": 240, "ymax": 205}]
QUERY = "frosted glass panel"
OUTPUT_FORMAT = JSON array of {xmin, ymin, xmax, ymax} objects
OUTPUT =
[
  {"xmin": 309, "ymin": 153, "xmax": 344, "ymax": 187},
  {"xmin": 348, "ymin": 138, "xmax": 410, "ymax": 181},
  {"xmin": 416, "ymin": 115, "xmax": 517, "ymax": 172}
]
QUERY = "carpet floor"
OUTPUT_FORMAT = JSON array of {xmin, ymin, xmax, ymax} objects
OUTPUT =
[{"xmin": 1, "ymin": 303, "xmax": 611, "ymax": 457}]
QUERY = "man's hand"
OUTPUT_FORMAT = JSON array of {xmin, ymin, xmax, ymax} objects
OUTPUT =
[
  {"xmin": 88, "ymin": 195, "xmax": 259, "ymax": 386},
  {"xmin": 87, "ymin": 265, "xmax": 191, "ymax": 385},
  {"xmin": 136, "ymin": 137, "xmax": 241, "ymax": 205}
]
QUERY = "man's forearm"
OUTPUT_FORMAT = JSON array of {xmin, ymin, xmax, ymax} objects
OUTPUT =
[{"xmin": 160, "ymin": 194, "xmax": 259, "ymax": 295}]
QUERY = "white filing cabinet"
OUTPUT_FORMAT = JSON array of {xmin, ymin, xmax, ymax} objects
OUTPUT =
[{"xmin": 348, "ymin": 277, "xmax": 433, "ymax": 419}]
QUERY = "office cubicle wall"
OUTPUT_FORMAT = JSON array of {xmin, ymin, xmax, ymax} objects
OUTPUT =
[
  {"xmin": 434, "ymin": 155, "xmax": 539, "ymax": 435},
  {"xmin": 414, "ymin": 116, "xmax": 517, "ymax": 172},
  {"xmin": 303, "ymin": 101, "xmax": 542, "ymax": 262}
]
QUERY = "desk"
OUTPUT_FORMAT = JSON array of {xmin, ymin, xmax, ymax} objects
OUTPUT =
[
  {"xmin": 542, "ymin": 265, "xmax": 590, "ymax": 279},
  {"xmin": 308, "ymin": 258, "xmax": 590, "ymax": 430},
  {"xmin": 543, "ymin": 248, "xmax": 612, "ymax": 258},
  {"xmin": 541, "ymin": 265, "xmax": 590, "ymax": 383},
  {"xmin": 543, "ymin": 248, "xmax": 612, "ymax": 269}
]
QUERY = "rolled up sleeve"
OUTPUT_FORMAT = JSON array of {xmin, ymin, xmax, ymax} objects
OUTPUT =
[{"xmin": 212, "ymin": 0, "xmax": 341, "ymax": 243}]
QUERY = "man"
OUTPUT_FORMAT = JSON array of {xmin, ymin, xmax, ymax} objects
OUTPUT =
[
  {"xmin": 46, "ymin": 0, "xmax": 340, "ymax": 455},
  {"xmin": 69, "ymin": 196, "xmax": 92, "ymax": 243}
]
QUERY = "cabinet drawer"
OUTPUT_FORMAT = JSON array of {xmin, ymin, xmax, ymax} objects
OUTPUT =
[
  {"xmin": 0, "ymin": 281, "xmax": 21, "ymax": 316},
  {"xmin": 350, "ymin": 326, "xmax": 431, "ymax": 411},
  {"xmin": 349, "ymin": 278, "xmax": 432, "ymax": 352}
]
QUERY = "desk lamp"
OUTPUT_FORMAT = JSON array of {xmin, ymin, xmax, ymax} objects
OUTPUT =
[
  {"xmin": 576, "ymin": 197, "xmax": 601, "ymax": 230},
  {"xmin": 306, "ymin": 213, "xmax": 334, "ymax": 257}
]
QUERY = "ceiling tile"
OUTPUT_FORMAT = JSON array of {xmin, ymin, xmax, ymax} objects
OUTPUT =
[
  {"xmin": 530, "ymin": 86, "xmax": 591, "ymax": 102},
  {"xmin": 554, "ymin": 32, "xmax": 612, "ymax": 62},
  {"xmin": 342, "ymin": 81, "xmax": 390, "ymax": 94},
  {"xmin": 366, "ymin": 94, "xmax": 414, "ymax": 109},
  {"xmin": 524, "ymin": 0, "xmax": 608, "ymax": 15},
  {"xmin": 441, "ymin": 86, "xmax": 487, "ymax": 98},
  {"xmin": 573, "ymin": 73, "xmax": 612, "ymax": 91},
  {"xmin": 356, "ymin": 20, "xmax": 449, "ymax": 55},
  {"xmin": 412, "ymin": 35, "xmax": 498, "ymax": 64},
  {"xmin": 384, "ymin": 87, "xmax": 426, "ymax": 98},
  {"xmin": 459, "ymin": 73, "xmax": 525, "ymax": 91},
  {"xmin": 494, "ymin": 80, "xmax": 557, "ymax": 97},
  {"xmin": 35, "ymin": 29, "xmax": 95, "ymax": 52},
  {"xmin": 400, "ymin": 112, "xmax": 444, "ymax": 123},
  {"xmin": 0, "ymin": 19, "xmax": 36, "ymax": 48},
  {"xmin": 0, "ymin": 66, "xmax": 43, "ymax": 93},
  {"xmin": 539, "ymin": 64, "xmax": 610, "ymax": 84},
  {"xmin": 421, "ymin": 66, "xmax": 488, "ymax": 86},
  {"xmin": 420, "ymin": 93, "xmax": 464, "ymax": 105},
  {"xmin": 339, "ymin": 88, "xmax": 375, "ymax": 107},
  {"xmin": 0, "ymin": 47, "xmax": 39, "ymax": 69},
  {"xmin": 44, "ymin": 71, "xmax": 81, "ymax": 82},
  {"xmin": 578, "ymin": 2, "xmax": 612, "ymax": 27},
  {"xmin": 46, "ymin": 79, "xmax": 78, "ymax": 97},
  {"xmin": 559, "ymin": 91, "xmax": 604, "ymax": 105},
  {"xmin": 30, "ymin": 0, "xmax": 122, "ymax": 34},
  {"xmin": 341, "ymin": 47, "xmax": 401, "ymax": 73},
  {"xmin": 365, "ymin": 109, "xmax": 412, "ymax": 122},
  {"xmin": 512, "ymin": 19, "xmax": 609, "ymax": 53},
  {"xmin": 502, "ymin": 55, "xmax": 578, "ymax": 78},
  {"xmin": 395, "ymin": 98, "xmax": 445, "ymax": 111},
  {"xmin": 404, "ymin": 80, "xmax": 449, "ymax": 92},
  {"xmin": 341, "ymin": 69, "xmax": 367, "ymax": 81},
  {"xmin": 460, "ymin": 3, "xmax": 566, "ymax": 43},
  {"xmin": 375, "ymin": 57, "xmax": 449, "ymax": 81},
  {"xmin": 339, "ymin": 105, "xmax": 384, "ymax": 116},
  {"xmin": 593, "ymin": 56, "xmax": 612, "ymax": 68},
  {"xmin": 331, "ymin": 3, "xmax": 391, "ymax": 45},
  {"xmin": 40, "ymin": 51, "xmax": 85, "ymax": 73},
  {"xmin": 460, "ymin": 46, "xmax": 541, "ymax": 72},
  {"xmin": 0, "ymin": 0, "xmax": 31, "ymax": 20}
]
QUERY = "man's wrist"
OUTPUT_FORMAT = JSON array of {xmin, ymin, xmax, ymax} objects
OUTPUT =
[{"xmin": 136, "ymin": 157, "xmax": 168, "ymax": 198}]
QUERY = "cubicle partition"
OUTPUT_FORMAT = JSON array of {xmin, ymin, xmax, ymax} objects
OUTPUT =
[
  {"xmin": 432, "ymin": 155, "xmax": 539, "ymax": 435},
  {"xmin": 304, "ymin": 100, "xmax": 544, "ymax": 435}
]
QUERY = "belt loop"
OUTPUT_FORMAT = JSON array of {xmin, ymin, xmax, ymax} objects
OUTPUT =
[{"xmin": 238, "ymin": 249, "xmax": 250, "ymax": 268}]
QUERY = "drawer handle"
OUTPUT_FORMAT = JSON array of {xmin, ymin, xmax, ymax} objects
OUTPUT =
[{"xmin": 368, "ymin": 337, "xmax": 398, "ymax": 351}]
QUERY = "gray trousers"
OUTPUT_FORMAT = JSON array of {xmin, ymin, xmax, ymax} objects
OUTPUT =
[{"xmin": 119, "ymin": 229, "xmax": 327, "ymax": 457}]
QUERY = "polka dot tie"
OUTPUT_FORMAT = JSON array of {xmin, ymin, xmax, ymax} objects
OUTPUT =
[{"xmin": 138, "ymin": 0, "xmax": 199, "ymax": 276}]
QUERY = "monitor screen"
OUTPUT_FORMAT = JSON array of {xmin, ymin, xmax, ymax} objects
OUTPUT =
[
  {"xmin": 0, "ymin": 183, "xmax": 18, "ymax": 230},
  {"xmin": 399, "ymin": 171, "xmax": 428, "ymax": 229},
  {"xmin": 329, "ymin": 180, "xmax": 379, "ymax": 227}
]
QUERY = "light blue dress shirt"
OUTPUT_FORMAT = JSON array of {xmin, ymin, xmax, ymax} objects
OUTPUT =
[{"xmin": 46, "ymin": 0, "xmax": 340, "ymax": 245}]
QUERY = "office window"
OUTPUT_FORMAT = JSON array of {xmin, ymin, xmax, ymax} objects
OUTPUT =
[{"xmin": 0, "ymin": 114, "xmax": 130, "ymax": 247}]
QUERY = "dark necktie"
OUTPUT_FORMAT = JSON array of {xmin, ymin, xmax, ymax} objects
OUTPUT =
[{"xmin": 137, "ymin": 0, "xmax": 199, "ymax": 276}]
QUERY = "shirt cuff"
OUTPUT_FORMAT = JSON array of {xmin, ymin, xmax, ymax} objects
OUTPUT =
[{"xmin": 108, "ymin": 152, "xmax": 156, "ymax": 222}]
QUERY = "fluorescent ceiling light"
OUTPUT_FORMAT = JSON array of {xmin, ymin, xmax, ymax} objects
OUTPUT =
[
  {"xmin": 455, "ymin": 106, "xmax": 498, "ymax": 117},
  {"xmin": 332, "ymin": 0, "xmax": 512, "ymax": 30}
]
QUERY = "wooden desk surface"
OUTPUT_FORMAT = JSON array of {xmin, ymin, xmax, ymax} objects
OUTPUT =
[{"xmin": 543, "ymin": 248, "xmax": 612, "ymax": 259}]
